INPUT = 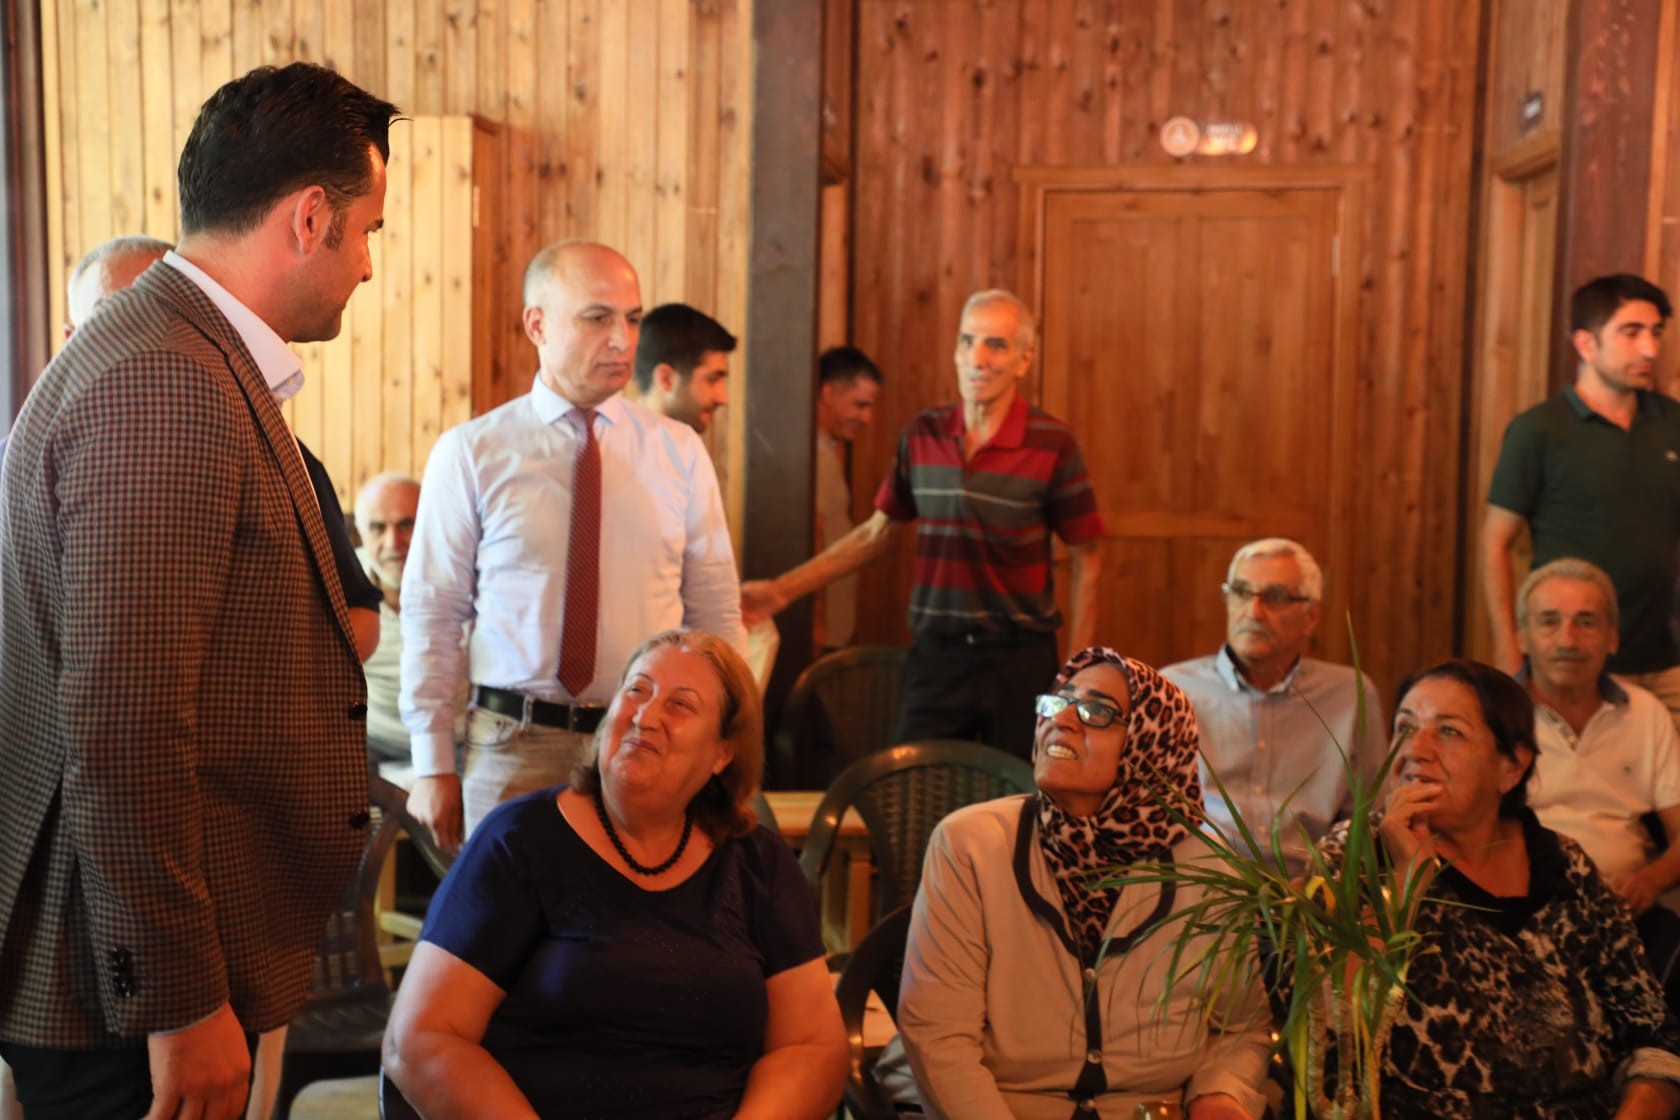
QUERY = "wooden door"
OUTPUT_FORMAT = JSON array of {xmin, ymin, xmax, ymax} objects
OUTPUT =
[
  {"xmin": 1028, "ymin": 177, "xmax": 1354, "ymax": 670},
  {"xmin": 1462, "ymin": 146, "xmax": 1561, "ymax": 662}
]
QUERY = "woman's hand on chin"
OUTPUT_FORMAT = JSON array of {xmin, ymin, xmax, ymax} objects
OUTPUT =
[
  {"xmin": 1378, "ymin": 778, "xmax": 1445, "ymax": 878},
  {"xmin": 1186, "ymin": 1092, "xmax": 1254, "ymax": 1120}
]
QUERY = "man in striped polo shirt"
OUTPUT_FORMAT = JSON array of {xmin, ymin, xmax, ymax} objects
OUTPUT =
[{"xmin": 743, "ymin": 289, "xmax": 1104, "ymax": 760}]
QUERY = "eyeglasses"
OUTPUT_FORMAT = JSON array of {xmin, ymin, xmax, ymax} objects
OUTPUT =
[
  {"xmin": 1221, "ymin": 581, "xmax": 1312, "ymax": 610},
  {"xmin": 1035, "ymin": 693, "xmax": 1122, "ymax": 729}
]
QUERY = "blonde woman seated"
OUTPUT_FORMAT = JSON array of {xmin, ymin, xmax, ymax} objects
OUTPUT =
[
  {"xmin": 893, "ymin": 646, "xmax": 1272, "ymax": 1120},
  {"xmin": 383, "ymin": 629, "xmax": 847, "ymax": 1119}
]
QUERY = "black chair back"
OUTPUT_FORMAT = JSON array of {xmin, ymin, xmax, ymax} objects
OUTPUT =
[
  {"xmin": 271, "ymin": 774, "xmax": 448, "ymax": 1118},
  {"xmin": 798, "ymin": 741, "xmax": 1035, "ymax": 921},
  {"xmin": 834, "ymin": 904, "xmax": 914, "ymax": 1120},
  {"xmin": 772, "ymin": 644, "xmax": 907, "ymax": 787}
]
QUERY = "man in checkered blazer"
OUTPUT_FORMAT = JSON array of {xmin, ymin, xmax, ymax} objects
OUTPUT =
[{"xmin": 0, "ymin": 64, "xmax": 398, "ymax": 1120}]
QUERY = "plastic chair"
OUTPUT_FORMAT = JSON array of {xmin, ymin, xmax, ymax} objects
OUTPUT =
[
  {"xmin": 834, "ymin": 904, "xmax": 914, "ymax": 1120},
  {"xmin": 751, "ymin": 790, "xmax": 780, "ymax": 831},
  {"xmin": 772, "ymin": 645, "xmax": 907, "ymax": 788},
  {"xmin": 799, "ymin": 741, "xmax": 1035, "ymax": 923},
  {"xmin": 270, "ymin": 775, "xmax": 449, "ymax": 1118}
]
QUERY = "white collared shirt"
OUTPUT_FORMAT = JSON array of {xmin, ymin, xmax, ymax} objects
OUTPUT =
[
  {"xmin": 162, "ymin": 251, "xmax": 304, "ymax": 402},
  {"xmin": 398, "ymin": 375, "xmax": 746, "ymax": 776},
  {"xmin": 1162, "ymin": 647, "xmax": 1389, "ymax": 874},
  {"xmin": 1529, "ymin": 675, "xmax": 1680, "ymax": 880}
]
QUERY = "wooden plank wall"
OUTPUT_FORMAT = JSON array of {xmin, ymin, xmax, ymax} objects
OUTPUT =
[
  {"xmin": 37, "ymin": 0, "xmax": 753, "ymax": 514},
  {"xmin": 845, "ymin": 0, "xmax": 1483, "ymax": 699},
  {"xmin": 1651, "ymin": 0, "xmax": 1680, "ymax": 395}
]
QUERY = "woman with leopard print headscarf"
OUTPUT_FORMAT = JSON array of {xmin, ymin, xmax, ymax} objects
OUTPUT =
[{"xmin": 885, "ymin": 646, "xmax": 1273, "ymax": 1120}]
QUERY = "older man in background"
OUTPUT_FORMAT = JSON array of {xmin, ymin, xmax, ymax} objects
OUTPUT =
[
  {"xmin": 743, "ymin": 289, "xmax": 1103, "ymax": 761},
  {"xmin": 1163, "ymin": 538, "xmax": 1386, "ymax": 874},
  {"xmin": 64, "ymin": 235, "xmax": 173, "ymax": 337},
  {"xmin": 355, "ymin": 472, "xmax": 422, "ymax": 763},
  {"xmin": 1518, "ymin": 557, "xmax": 1680, "ymax": 1005}
]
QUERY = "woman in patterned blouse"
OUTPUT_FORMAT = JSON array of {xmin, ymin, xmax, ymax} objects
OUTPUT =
[{"xmin": 1322, "ymin": 658, "xmax": 1680, "ymax": 1118}]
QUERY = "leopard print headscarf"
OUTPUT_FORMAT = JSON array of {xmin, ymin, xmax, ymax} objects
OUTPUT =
[{"xmin": 1034, "ymin": 646, "xmax": 1204, "ymax": 961}]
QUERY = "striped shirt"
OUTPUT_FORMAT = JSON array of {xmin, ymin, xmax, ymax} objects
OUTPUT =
[{"xmin": 873, "ymin": 395, "xmax": 1103, "ymax": 635}]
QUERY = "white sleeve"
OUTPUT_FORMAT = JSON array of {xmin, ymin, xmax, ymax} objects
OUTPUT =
[
  {"xmin": 677, "ymin": 439, "xmax": 746, "ymax": 654},
  {"xmin": 399, "ymin": 429, "xmax": 480, "ymax": 776}
]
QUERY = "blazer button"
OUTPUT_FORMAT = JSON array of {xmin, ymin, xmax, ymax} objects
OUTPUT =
[
  {"xmin": 348, "ymin": 702, "xmax": 368, "ymax": 721},
  {"xmin": 349, "ymin": 810, "xmax": 372, "ymax": 830}
]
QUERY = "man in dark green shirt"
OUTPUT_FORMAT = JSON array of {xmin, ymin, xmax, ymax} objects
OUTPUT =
[{"xmin": 1485, "ymin": 274, "xmax": 1680, "ymax": 724}]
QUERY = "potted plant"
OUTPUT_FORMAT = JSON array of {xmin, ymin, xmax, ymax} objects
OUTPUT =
[{"xmin": 1100, "ymin": 635, "xmax": 1436, "ymax": 1120}]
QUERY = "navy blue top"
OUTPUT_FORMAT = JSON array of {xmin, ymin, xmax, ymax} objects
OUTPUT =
[{"xmin": 420, "ymin": 787, "xmax": 824, "ymax": 1119}]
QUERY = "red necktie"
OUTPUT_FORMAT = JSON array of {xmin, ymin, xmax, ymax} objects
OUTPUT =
[{"xmin": 559, "ymin": 408, "xmax": 600, "ymax": 696}]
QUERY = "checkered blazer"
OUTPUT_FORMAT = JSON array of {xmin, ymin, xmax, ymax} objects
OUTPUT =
[{"xmin": 0, "ymin": 262, "xmax": 370, "ymax": 1046}]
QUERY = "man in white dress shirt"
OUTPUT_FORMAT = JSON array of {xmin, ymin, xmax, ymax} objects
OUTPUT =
[
  {"xmin": 401, "ymin": 241, "xmax": 746, "ymax": 848},
  {"xmin": 1162, "ymin": 538, "xmax": 1386, "ymax": 874}
]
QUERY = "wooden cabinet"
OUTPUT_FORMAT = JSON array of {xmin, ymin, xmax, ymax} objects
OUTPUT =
[{"xmin": 285, "ymin": 115, "xmax": 502, "ymax": 503}]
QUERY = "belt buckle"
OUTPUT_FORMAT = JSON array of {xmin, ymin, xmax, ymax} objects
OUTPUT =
[
  {"xmin": 519, "ymin": 692, "xmax": 535, "ymax": 732},
  {"xmin": 568, "ymin": 705, "xmax": 599, "ymax": 732}
]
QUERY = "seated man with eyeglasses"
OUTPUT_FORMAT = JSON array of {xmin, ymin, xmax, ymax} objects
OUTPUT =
[{"xmin": 1162, "ymin": 538, "xmax": 1387, "ymax": 874}]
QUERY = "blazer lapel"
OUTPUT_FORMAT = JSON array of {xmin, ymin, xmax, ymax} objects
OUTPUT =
[{"xmin": 138, "ymin": 266, "xmax": 359, "ymax": 662}]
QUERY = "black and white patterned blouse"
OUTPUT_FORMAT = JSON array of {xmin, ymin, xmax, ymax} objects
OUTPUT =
[{"xmin": 1313, "ymin": 809, "xmax": 1680, "ymax": 1119}]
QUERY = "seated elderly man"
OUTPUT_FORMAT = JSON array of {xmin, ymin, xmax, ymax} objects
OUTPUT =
[
  {"xmin": 1163, "ymin": 538, "xmax": 1385, "ymax": 873},
  {"xmin": 1519, "ymin": 557, "xmax": 1680, "ymax": 998},
  {"xmin": 355, "ymin": 472, "xmax": 422, "ymax": 763}
]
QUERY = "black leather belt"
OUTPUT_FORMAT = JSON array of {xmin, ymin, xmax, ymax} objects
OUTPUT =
[{"xmin": 472, "ymin": 685, "xmax": 606, "ymax": 733}]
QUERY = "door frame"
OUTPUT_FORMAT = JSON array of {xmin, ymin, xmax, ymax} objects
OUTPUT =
[
  {"xmin": 1013, "ymin": 164, "xmax": 1369, "ymax": 665},
  {"xmin": 1459, "ymin": 131, "xmax": 1563, "ymax": 661}
]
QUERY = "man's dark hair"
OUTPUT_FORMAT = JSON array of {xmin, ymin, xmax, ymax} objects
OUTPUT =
[
  {"xmin": 633, "ymin": 303, "xmax": 736, "ymax": 392},
  {"xmin": 818, "ymin": 345, "xmax": 883, "ymax": 388},
  {"xmin": 178, "ymin": 63, "xmax": 400, "ymax": 237},
  {"xmin": 1570, "ymin": 274, "xmax": 1673, "ymax": 334}
]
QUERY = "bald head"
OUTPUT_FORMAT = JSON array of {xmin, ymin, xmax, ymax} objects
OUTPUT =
[
  {"xmin": 354, "ymin": 472, "xmax": 420, "ymax": 586},
  {"xmin": 67, "ymin": 235, "xmax": 172, "ymax": 334},
  {"xmin": 520, "ymin": 241, "xmax": 643, "ymax": 408}
]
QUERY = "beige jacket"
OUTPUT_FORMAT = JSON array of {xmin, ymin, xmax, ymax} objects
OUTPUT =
[{"xmin": 896, "ymin": 795, "xmax": 1272, "ymax": 1120}]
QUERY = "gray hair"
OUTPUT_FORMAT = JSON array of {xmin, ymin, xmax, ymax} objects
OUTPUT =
[
  {"xmin": 961, "ymin": 289, "xmax": 1037, "ymax": 350},
  {"xmin": 67, "ymin": 235, "xmax": 173, "ymax": 324},
  {"xmin": 69, "ymin": 235, "xmax": 173, "ymax": 286},
  {"xmin": 1227, "ymin": 537, "xmax": 1324, "ymax": 602},
  {"xmin": 1516, "ymin": 557, "xmax": 1619, "ymax": 631}
]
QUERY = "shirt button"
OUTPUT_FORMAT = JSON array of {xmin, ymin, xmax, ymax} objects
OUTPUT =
[
  {"xmin": 348, "ymin": 702, "xmax": 368, "ymax": 721},
  {"xmin": 1082, "ymin": 967, "xmax": 1096, "ymax": 982},
  {"xmin": 1085, "ymin": 1048, "xmax": 1102, "ymax": 1064}
]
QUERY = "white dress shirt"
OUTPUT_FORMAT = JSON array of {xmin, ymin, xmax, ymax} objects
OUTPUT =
[
  {"xmin": 400, "ymin": 375, "xmax": 746, "ymax": 776},
  {"xmin": 162, "ymin": 251, "xmax": 303, "ymax": 401}
]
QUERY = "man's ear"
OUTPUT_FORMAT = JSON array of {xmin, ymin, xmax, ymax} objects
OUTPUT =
[
  {"xmin": 521, "ymin": 305, "xmax": 544, "ymax": 346},
  {"xmin": 654, "ymin": 362, "xmax": 681, "ymax": 393},
  {"xmin": 288, "ymin": 185, "xmax": 333, "ymax": 253},
  {"xmin": 1572, "ymin": 327, "xmax": 1599, "ymax": 365}
]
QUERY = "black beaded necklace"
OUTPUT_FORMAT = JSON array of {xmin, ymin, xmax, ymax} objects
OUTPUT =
[{"xmin": 592, "ymin": 788, "xmax": 694, "ymax": 876}]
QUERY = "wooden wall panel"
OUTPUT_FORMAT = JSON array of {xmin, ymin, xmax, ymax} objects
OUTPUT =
[
  {"xmin": 1651, "ymin": 0, "xmax": 1680, "ymax": 394},
  {"xmin": 847, "ymin": 0, "xmax": 1483, "ymax": 701},
  {"xmin": 1486, "ymin": 0, "xmax": 1569, "ymax": 154},
  {"xmin": 37, "ymin": 0, "xmax": 755, "ymax": 512}
]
